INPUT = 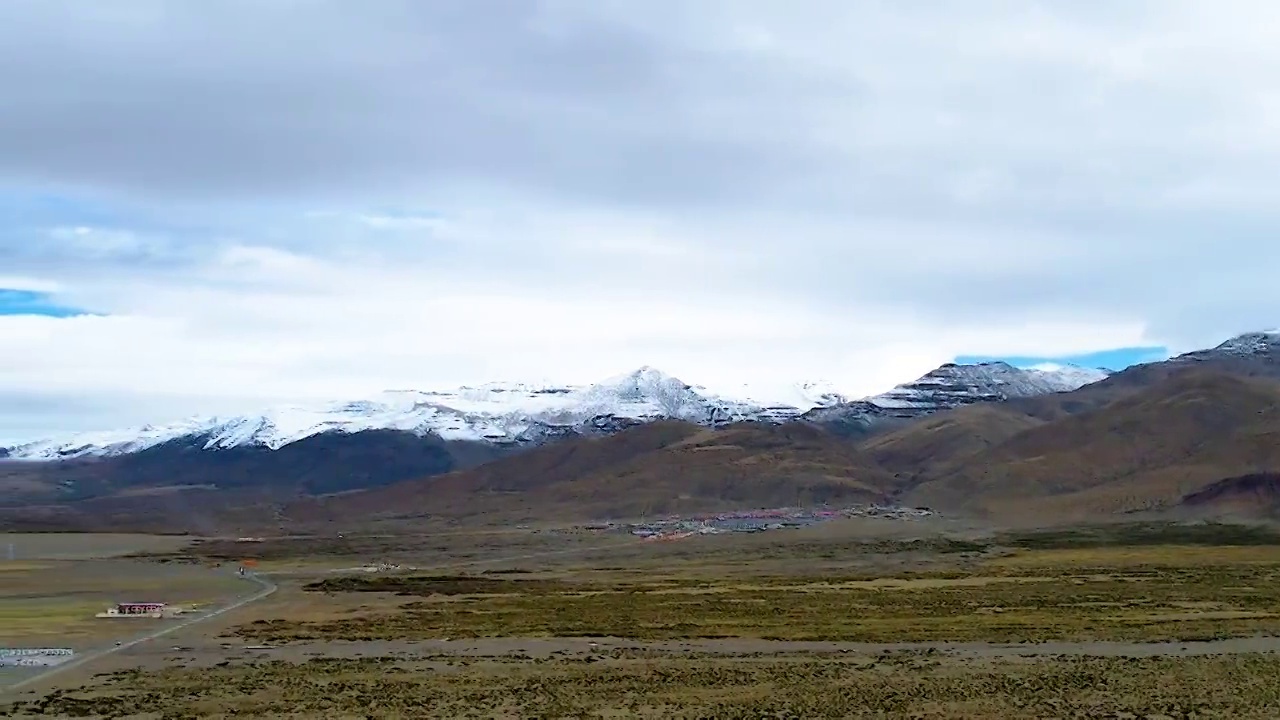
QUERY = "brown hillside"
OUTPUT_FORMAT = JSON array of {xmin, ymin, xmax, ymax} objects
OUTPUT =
[
  {"xmin": 858, "ymin": 405, "xmax": 1045, "ymax": 478},
  {"xmin": 307, "ymin": 421, "xmax": 896, "ymax": 523},
  {"xmin": 0, "ymin": 461, "xmax": 64, "ymax": 505},
  {"xmin": 0, "ymin": 488, "xmax": 279, "ymax": 534},
  {"xmin": 905, "ymin": 370, "xmax": 1280, "ymax": 520},
  {"xmin": 1010, "ymin": 347, "xmax": 1280, "ymax": 422},
  {"xmin": 1178, "ymin": 473, "xmax": 1280, "ymax": 518}
]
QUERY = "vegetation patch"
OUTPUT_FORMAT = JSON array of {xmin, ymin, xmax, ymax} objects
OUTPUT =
[
  {"xmin": 997, "ymin": 521, "xmax": 1280, "ymax": 549},
  {"xmin": 8, "ymin": 654, "xmax": 1280, "ymax": 718},
  {"xmin": 303, "ymin": 574, "xmax": 600, "ymax": 596},
  {"xmin": 244, "ymin": 553, "xmax": 1280, "ymax": 644}
]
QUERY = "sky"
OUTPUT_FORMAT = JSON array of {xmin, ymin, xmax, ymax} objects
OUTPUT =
[
  {"xmin": 954, "ymin": 347, "xmax": 1171, "ymax": 372},
  {"xmin": 2, "ymin": 1, "xmax": 1279, "ymax": 443}
]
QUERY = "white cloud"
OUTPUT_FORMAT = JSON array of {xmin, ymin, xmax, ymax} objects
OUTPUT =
[
  {"xmin": 0, "ymin": 275, "xmax": 62, "ymax": 293},
  {"xmin": 357, "ymin": 213, "xmax": 446, "ymax": 231},
  {"xmin": 1, "ymin": 1, "xmax": 1278, "ymax": 440},
  {"xmin": 46, "ymin": 225, "xmax": 168, "ymax": 258},
  {"xmin": 0, "ymin": 222, "xmax": 1153, "ymax": 442}
]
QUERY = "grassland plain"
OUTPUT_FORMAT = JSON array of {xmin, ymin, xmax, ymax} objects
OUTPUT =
[
  {"xmin": 6, "ymin": 650, "xmax": 1280, "ymax": 717},
  {"xmin": 0, "ymin": 533, "xmax": 192, "ymax": 560},
  {"xmin": 1, "ymin": 557, "xmax": 245, "ymax": 647},
  {"xmin": 224, "ymin": 523, "xmax": 1280, "ymax": 646},
  {"xmin": 235, "ymin": 556, "xmax": 1280, "ymax": 645},
  {"xmin": 8, "ymin": 521, "xmax": 1280, "ymax": 718}
]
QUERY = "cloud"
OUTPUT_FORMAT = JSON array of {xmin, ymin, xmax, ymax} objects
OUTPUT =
[
  {"xmin": 0, "ymin": 276, "xmax": 62, "ymax": 294},
  {"xmin": 0, "ymin": 1, "xmax": 1278, "ymax": 440}
]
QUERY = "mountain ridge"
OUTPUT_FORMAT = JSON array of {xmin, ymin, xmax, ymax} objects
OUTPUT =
[
  {"xmin": 294, "ymin": 421, "xmax": 899, "ymax": 525},
  {"xmin": 3, "ymin": 329, "xmax": 1279, "ymax": 532},
  {"xmin": 2, "ymin": 360, "xmax": 1106, "ymax": 461},
  {"xmin": 898, "ymin": 369, "xmax": 1280, "ymax": 521},
  {"xmin": 800, "ymin": 360, "xmax": 1109, "ymax": 437}
]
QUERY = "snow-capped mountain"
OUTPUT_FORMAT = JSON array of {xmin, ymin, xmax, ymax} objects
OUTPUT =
[
  {"xmin": 1188, "ymin": 330, "xmax": 1280, "ymax": 358},
  {"xmin": 2, "ymin": 362, "xmax": 1108, "ymax": 462},
  {"xmin": 3, "ymin": 367, "xmax": 769, "ymax": 461},
  {"xmin": 870, "ymin": 361, "xmax": 1108, "ymax": 408},
  {"xmin": 802, "ymin": 361, "xmax": 1109, "ymax": 435}
]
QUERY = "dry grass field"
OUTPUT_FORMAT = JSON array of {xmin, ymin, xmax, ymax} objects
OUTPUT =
[
  {"xmin": 0, "ymin": 533, "xmax": 193, "ymax": 560},
  {"xmin": 6, "ymin": 521, "xmax": 1280, "ymax": 718},
  {"xmin": 9, "ymin": 652, "xmax": 1280, "ymax": 718},
  {"xmin": 0, "ymin": 533, "xmax": 247, "ymax": 672},
  {"xmin": 238, "ymin": 543, "xmax": 1280, "ymax": 646},
  {"xmin": 0, "ymin": 558, "xmax": 246, "ymax": 647}
]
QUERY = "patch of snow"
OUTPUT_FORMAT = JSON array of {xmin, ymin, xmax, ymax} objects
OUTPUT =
[
  {"xmin": 709, "ymin": 380, "xmax": 850, "ymax": 414},
  {"xmin": 1208, "ymin": 330, "xmax": 1280, "ymax": 356},
  {"xmin": 1024, "ymin": 363, "xmax": 1110, "ymax": 391}
]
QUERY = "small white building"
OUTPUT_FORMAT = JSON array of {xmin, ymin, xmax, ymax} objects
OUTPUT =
[{"xmin": 96, "ymin": 602, "xmax": 167, "ymax": 618}]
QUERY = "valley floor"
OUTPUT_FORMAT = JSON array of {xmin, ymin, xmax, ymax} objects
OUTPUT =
[{"xmin": 5, "ymin": 519, "xmax": 1280, "ymax": 717}]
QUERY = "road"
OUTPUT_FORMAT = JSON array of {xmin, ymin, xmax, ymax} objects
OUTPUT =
[{"xmin": 0, "ymin": 570, "xmax": 277, "ymax": 697}]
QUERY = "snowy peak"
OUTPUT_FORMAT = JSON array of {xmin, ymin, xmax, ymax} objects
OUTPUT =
[
  {"xmin": 1205, "ymin": 330, "xmax": 1280, "ymax": 357},
  {"xmin": 577, "ymin": 366, "xmax": 768, "ymax": 424},
  {"xmin": 802, "ymin": 359, "xmax": 1108, "ymax": 432},
  {"xmin": 588, "ymin": 366, "xmax": 690, "ymax": 402},
  {"xmin": 867, "ymin": 361, "xmax": 1104, "ymax": 410},
  {"xmin": 577, "ymin": 367, "xmax": 703, "ymax": 421}
]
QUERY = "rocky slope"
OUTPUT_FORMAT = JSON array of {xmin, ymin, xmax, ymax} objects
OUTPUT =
[{"xmin": 802, "ymin": 362, "xmax": 1109, "ymax": 437}]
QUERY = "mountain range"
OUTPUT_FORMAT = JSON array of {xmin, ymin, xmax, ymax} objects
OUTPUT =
[
  {"xmin": 2, "ymin": 330, "xmax": 1278, "ymax": 533},
  {"xmin": 1, "ymin": 362, "xmax": 1107, "ymax": 460},
  {"xmin": 305, "ymin": 329, "xmax": 1278, "ymax": 528}
]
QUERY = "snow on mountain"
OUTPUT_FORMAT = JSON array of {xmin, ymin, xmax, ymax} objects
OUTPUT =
[
  {"xmin": 3, "ymin": 367, "xmax": 769, "ymax": 461},
  {"xmin": 5, "ymin": 399, "xmax": 502, "ymax": 461},
  {"xmin": 1023, "ymin": 363, "xmax": 1111, "ymax": 391},
  {"xmin": 802, "ymin": 361, "xmax": 1108, "ymax": 432},
  {"xmin": 1200, "ymin": 330, "xmax": 1280, "ymax": 357},
  {"xmin": 716, "ymin": 380, "xmax": 849, "ymax": 414},
  {"xmin": 0, "ymin": 359, "xmax": 1114, "ymax": 462},
  {"xmin": 867, "ymin": 361, "xmax": 1107, "ymax": 409},
  {"xmin": 8, "ymin": 330, "xmax": 1275, "ymax": 462}
]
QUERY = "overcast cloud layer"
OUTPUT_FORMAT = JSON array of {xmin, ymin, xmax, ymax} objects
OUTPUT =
[{"xmin": 2, "ymin": 0, "xmax": 1278, "ymax": 441}]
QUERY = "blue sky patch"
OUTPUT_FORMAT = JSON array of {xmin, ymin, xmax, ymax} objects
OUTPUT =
[
  {"xmin": 0, "ymin": 289, "xmax": 91, "ymax": 318},
  {"xmin": 955, "ymin": 346, "xmax": 1170, "ymax": 372}
]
